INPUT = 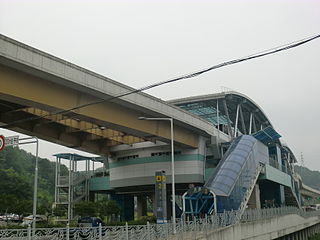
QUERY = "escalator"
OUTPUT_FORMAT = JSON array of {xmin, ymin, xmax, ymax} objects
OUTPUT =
[{"xmin": 183, "ymin": 135, "xmax": 269, "ymax": 215}]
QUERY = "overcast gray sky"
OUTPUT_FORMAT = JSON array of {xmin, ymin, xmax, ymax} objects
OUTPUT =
[{"xmin": 0, "ymin": 0, "xmax": 319, "ymax": 170}]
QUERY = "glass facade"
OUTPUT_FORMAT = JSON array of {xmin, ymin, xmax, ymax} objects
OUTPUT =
[
  {"xmin": 176, "ymin": 101, "xmax": 229, "ymax": 126},
  {"xmin": 205, "ymin": 135, "xmax": 269, "ymax": 212}
]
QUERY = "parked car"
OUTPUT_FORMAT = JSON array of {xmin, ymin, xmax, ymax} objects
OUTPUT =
[
  {"xmin": 21, "ymin": 215, "xmax": 47, "ymax": 226},
  {"xmin": 0, "ymin": 213, "xmax": 21, "ymax": 222},
  {"xmin": 310, "ymin": 204, "xmax": 320, "ymax": 211},
  {"xmin": 77, "ymin": 217, "xmax": 104, "ymax": 227}
]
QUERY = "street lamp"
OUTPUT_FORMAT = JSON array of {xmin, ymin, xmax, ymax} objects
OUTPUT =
[
  {"xmin": 18, "ymin": 136, "xmax": 39, "ymax": 237},
  {"xmin": 138, "ymin": 117, "xmax": 176, "ymax": 234}
]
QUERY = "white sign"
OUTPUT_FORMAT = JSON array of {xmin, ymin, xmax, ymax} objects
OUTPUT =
[
  {"xmin": 5, "ymin": 135, "xmax": 19, "ymax": 147},
  {"xmin": 0, "ymin": 135, "xmax": 4, "ymax": 151}
]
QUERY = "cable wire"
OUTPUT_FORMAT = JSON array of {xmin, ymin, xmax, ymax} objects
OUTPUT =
[{"xmin": 2, "ymin": 34, "xmax": 320, "ymax": 127}]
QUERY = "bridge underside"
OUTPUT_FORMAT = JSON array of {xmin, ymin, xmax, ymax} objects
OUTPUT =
[{"xmin": 0, "ymin": 64, "xmax": 199, "ymax": 154}]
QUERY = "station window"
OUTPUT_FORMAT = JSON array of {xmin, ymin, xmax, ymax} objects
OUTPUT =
[
  {"xmin": 117, "ymin": 155, "xmax": 139, "ymax": 161},
  {"xmin": 151, "ymin": 151, "xmax": 181, "ymax": 157}
]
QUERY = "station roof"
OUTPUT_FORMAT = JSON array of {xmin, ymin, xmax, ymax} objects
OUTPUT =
[
  {"xmin": 281, "ymin": 144, "xmax": 298, "ymax": 163},
  {"xmin": 53, "ymin": 153, "xmax": 105, "ymax": 162},
  {"xmin": 252, "ymin": 126, "xmax": 281, "ymax": 145},
  {"xmin": 169, "ymin": 91, "xmax": 273, "ymax": 135}
]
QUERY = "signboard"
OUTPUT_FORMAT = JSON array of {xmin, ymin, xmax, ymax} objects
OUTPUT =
[
  {"xmin": 155, "ymin": 170, "xmax": 167, "ymax": 224},
  {"xmin": 5, "ymin": 135, "xmax": 19, "ymax": 147},
  {"xmin": 0, "ymin": 135, "xmax": 5, "ymax": 152}
]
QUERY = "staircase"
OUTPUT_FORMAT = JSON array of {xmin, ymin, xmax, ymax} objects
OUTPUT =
[
  {"xmin": 237, "ymin": 163, "xmax": 264, "ymax": 218},
  {"xmin": 282, "ymin": 170, "xmax": 301, "ymax": 208},
  {"xmin": 55, "ymin": 171, "xmax": 92, "ymax": 221}
]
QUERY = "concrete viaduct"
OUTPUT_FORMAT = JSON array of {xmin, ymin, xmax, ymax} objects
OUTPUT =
[{"xmin": 1, "ymin": 34, "xmax": 320, "ymax": 239}]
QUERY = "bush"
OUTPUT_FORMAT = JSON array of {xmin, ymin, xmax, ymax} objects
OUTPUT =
[
  {"xmin": 0, "ymin": 225, "xmax": 26, "ymax": 229},
  {"xmin": 128, "ymin": 216, "xmax": 156, "ymax": 225},
  {"xmin": 74, "ymin": 201, "xmax": 97, "ymax": 217},
  {"xmin": 105, "ymin": 216, "xmax": 156, "ymax": 226}
]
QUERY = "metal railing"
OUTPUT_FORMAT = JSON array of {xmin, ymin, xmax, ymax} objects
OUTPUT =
[
  {"xmin": 1, "ymin": 207, "xmax": 320, "ymax": 239},
  {"xmin": 238, "ymin": 163, "xmax": 263, "ymax": 218}
]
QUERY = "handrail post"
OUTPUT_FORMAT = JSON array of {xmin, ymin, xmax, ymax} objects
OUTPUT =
[
  {"xmin": 99, "ymin": 223, "xmax": 102, "ymax": 240},
  {"xmin": 66, "ymin": 223, "xmax": 69, "ymax": 240},
  {"xmin": 125, "ymin": 222, "xmax": 129, "ymax": 240},
  {"xmin": 147, "ymin": 221, "xmax": 151, "ymax": 240},
  {"xmin": 27, "ymin": 224, "xmax": 31, "ymax": 240}
]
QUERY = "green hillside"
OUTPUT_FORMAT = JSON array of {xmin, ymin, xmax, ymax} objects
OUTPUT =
[
  {"xmin": 295, "ymin": 165, "xmax": 320, "ymax": 190},
  {"xmin": 0, "ymin": 146, "xmax": 68, "ymax": 215},
  {"xmin": 0, "ymin": 146, "xmax": 319, "ymax": 215}
]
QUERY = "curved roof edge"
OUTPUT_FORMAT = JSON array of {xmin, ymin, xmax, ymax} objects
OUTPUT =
[{"xmin": 168, "ymin": 90, "xmax": 273, "ymax": 128}]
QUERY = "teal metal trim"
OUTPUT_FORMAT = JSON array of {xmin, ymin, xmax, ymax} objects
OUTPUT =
[
  {"xmin": 89, "ymin": 176, "xmax": 112, "ymax": 191},
  {"xmin": 53, "ymin": 153, "xmax": 105, "ymax": 162},
  {"xmin": 204, "ymin": 168, "xmax": 216, "ymax": 182},
  {"xmin": 260, "ymin": 164, "xmax": 292, "ymax": 188},
  {"xmin": 109, "ymin": 154, "xmax": 205, "ymax": 169}
]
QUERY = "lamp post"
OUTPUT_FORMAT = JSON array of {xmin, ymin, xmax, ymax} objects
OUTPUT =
[
  {"xmin": 138, "ymin": 117, "xmax": 176, "ymax": 234},
  {"xmin": 18, "ymin": 137, "xmax": 39, "ymax": 237}
]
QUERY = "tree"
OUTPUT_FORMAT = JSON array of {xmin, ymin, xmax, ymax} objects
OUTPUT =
[
  {"xmin": 0, "ymin": 169, "xmax": 32, "ymax": 199},
  {"xmin": 0, "ymin": 146, "xmax": 70, "ymax": 216},
  {"xmin": 98, "ymin": 200, "xmax": 120, "ymax": 222},
  {"xmin": 38, "ymin": 202, "xmax": 53, "ymax": 221},
  {"xmin": 0, "ymin": 194, "xmax": 32, "ymax": 216},
  {"xmin": 74, "ymin": 201, "xmax": 97, "ymax": 217},
  {"xmin": 53, "ymin": 205, "xmax": 66, "ymax": 217},
  {"xmin": 0, "ymin": 194, "xmax": 17, "ymax": 214}
]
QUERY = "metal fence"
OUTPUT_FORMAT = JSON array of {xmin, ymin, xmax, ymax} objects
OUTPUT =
[{"xmin": 1, "ymin": 207, "xmax": 320, "ymax": 240}]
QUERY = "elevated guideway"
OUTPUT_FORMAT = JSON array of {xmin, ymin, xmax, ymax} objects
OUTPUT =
[
  {"xmin": 0, "ymin": 34, "xmax": 230, "ymax": 155},
  {"xmin": 295, "ymin": 174, "xmax": 320, "ymax": 203},
  {"xmin": 301, "ymin": 183, "xmax": 320, "ymax": 198}
]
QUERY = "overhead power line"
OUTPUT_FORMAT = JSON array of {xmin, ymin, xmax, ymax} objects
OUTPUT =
[{"xmin": 2, "ymin": 34, "xmax": 320, "ymax": 128}]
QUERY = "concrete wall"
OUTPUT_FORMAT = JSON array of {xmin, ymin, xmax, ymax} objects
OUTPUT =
[
  {"xmin": 109, "ymin": 137, "xmax": 207, "ymax": 188},
  {"xmin": 261, "ymin": 165, "xmax": 292, "ymax": 188},
  {"xmin": 171, "ymin": 214, "xmax": 320, "ymax": 240}
]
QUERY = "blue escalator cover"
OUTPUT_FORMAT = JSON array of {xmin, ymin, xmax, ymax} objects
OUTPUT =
[{"xmin": 204, "ymin": 135, "xmax": 268, "ymax": 197}]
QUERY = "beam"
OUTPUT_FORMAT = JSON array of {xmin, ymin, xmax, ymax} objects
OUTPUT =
[
  {"xmin": 0, "ymin": 65, "xmax": 199, "ymax": 148},
  {"xmin": 0, "ymin": 111, "xmax": 114, "ymax": 154},
  {"xmin": 239, "ymin": 104, "xmax": 247, "ymax": 135},
  {"xmin": 21, "ymin": 107, "xmax": 145, "ymax": 145},
  {"xmin": 234, "ymin": 104, "xmax": 240, "ymax": 137},
  {"xmin": 222, "ymin": 99, "xmax": 233, "ymax": 138}
]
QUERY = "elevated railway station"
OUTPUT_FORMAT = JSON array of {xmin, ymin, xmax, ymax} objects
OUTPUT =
[{"xmin": 1, "ymin": 34, "xmax": 320, "ymax": 225}]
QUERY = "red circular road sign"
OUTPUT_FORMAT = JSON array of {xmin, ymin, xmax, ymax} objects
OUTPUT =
[{"xmin": 0, "ymin": 135, "xmax": 5, "ymax": 152}]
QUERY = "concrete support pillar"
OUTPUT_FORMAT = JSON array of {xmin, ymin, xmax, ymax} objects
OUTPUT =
[
  {"xmin": 111, "ymin": 194, "xmax": 134, "ymax": 221},
  {"xmin": 254, "ymin": 184, "xmax": 261, "ymax": 209},
  {"xmin": 151, "ymin": 193, "xmax": 156, "ymax": 216},
  {"xmin": 137, "ymin": 195, "xmax": 147, "ymax": 217},
  {"xmin": 89, "ymin": 191, "xmax": 95, "ymax": 202},
  {"xmin": 303, "ymin": 229, "xmax": 307, "ymax": 240},
  {"xmin": 247, "ymin": 184, "xmax": 261, "ymax": 209},
  {"xmin": 312, "ymin": 226, "xmax": 315, "ymax": 237},
  {"xmin": 166, "ymin": 191, "xmax": 172, "ymax": 220},
  {"xmin": 306, "ymin": 228, "xmax": 310, "ymax": 238}
]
